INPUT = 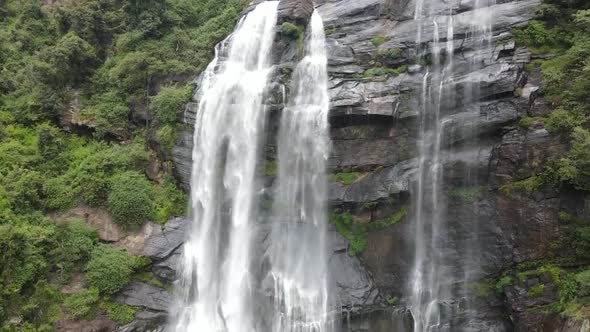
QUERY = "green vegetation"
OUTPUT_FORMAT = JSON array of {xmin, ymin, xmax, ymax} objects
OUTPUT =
[
  {"xmin": 376, "ymin": 48, "xmax": 403, "ymax": 60},
  {"xmin": 328, "ymin": 172, "xmax": 362, "ymax": 185},
  {"xmin": 448, "ymin": 186, "xmax": 483, "ymax": 203},
  {"xmin": 280, "ymin": 22, "xmax": 304, "ymax": 40},
  {"xmin": 280, "ymin": 22, "xmax": 305, "ymax": 57},
  {"xmin": 512, "ymin": 1, "xmax": 590, "ymax": 194},
  {"xmin": 529, "ymin": 284, "xmax": 546, "ymax": 298},
  {"xmin": 331, "ymin": 211, "xmax": 367, "ymax": 256},
  {"xmin": 85, "ymin": 245, "xmax": 143, "ymax": 295},
  {"xmin": 108, "ymin": 171, "xmax": 154, "ymax": 228},
  {"xmin": 0, "ymin": 0, "xmax": 233, "ymax": 327},
  {"xmin": 331, "ymin": 207, "xmax": 407, "ymax": 256},
  {"xmin": 519, "ymin": 116, "xmax": 546, "ymax": 129},
  {"xmin": 500, "ymin": 175, "xmax": 543, "ymax": 196},
  {"xmin": 63, "ymin": 287, "xmax": 100, "ymax": 319},
  {"xmin": 363, "ymin": 65, "xmax": 408, "ymax": 78},
  {"xmin": 496, "ymin": 275, "xmax": 514, "ymax": 295},
  {"xmin": 151, "ymin": 85, "xmax": 193, "ymax": 125},
  {"xmin": 385, "ymin": 295, "xmax": 399, "ymax": 305},
  {"xmin": 369, "ymin": 208, "xmax": 407, "ymax": 230},
  {"xmin": 370, "ymin": 36, "xmax": 389, "ymax": 46},
  {"xmin": 99, "ymin": 301, "xmax": 138, "ymax": 325},
  {"xmin": 514, "ymin": 87, "xmax": 523, "ymax": 97}
]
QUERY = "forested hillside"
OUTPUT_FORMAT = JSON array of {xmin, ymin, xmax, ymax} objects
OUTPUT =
[{"xmin": 0, "ymin": 0, "xmax": 241, "ymax": 329}]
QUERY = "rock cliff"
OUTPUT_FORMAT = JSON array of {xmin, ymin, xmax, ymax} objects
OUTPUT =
[{"xmin": 141, "ymin": 0, "xmax": 590, "ymax": 330}]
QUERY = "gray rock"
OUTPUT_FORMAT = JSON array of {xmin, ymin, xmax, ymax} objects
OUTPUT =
[
  {"xmin": 117, "ymin": 310, "xmax": 167, "ymax": 332},
  {"xmin": 116, "ymin": 282, "xmax": 173, "ymax": 312},
  {"xmin": 277, "ymin": 0, "xmax": 314, "ymax": 25},
  {"xmin": 143, "ymin": 217, "xmax": 187, "ymax": 260}
]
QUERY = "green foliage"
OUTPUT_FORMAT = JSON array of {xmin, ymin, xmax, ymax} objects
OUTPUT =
[
  {"xmin": 63, "ymin": 287, "xmax": 99, "ymax": 319},
  {"xmin": 331, "ymin": 206, "xmax": 408, "ymax": 256},
  {"xmin": 363, "ymin": 65, "xmax": 408, "ymax": 78},
  {"xmin": 376, "ymin": 48, "xmax": 402, "ymax": 59},
  {"xmin": 151, "ymin": 85, "xmax": 193, "ymax": 124},
  {"xmin": 519, "ymin": 116, "xmax": 546, "ymax": 129},
  {"xmin": 496, "ymin": 275, "xmax": 513, "ymax": 295},
  {"xmin": 85, "ymin": 245, "xmax": 140, "ymax": 295},
  {"xmin": 157, "ymin": 124, "xmax": 180, "ymax": 152},
  {"xmin": 448, "ymin": 186, "xmax": 483, "ymax": 203},
  {"xmin": 528, "ymin": 283, "xmax": 546, "ymax": 298},
  {"xmin": 513, "ymin": 20, "xmax": 563, "ymax": 53},
  {"xmin": 280, "ymin": 22, "xmax": 304, "ymax": 40},
  {"xmin": 108, "ymin": 171, "xmax": 154, "ymax": 227},
  {"xmin": 500, "ymin": 175, "xmax": 543, "ymax": 195},
  {"xmin": 369, "ymin": 208, "xmax": 407, "ymax": 230},
  {"xmin": 21, "ymin": 281, "xmax": 61, "ymax": 329},
  {"xmin": 331, "ymin": 211, "xmax": 367, "ymax": 256},
  {"xmin": 514, "ymin": 87, "xmax": 523, "ymax": 97},
  {"xmin": 555, "ymin": 127, "xmax": 590, "ymax": 191},
  {"xmin": 153, "ymin": 176, "xmax": 187, "ymax": 224},
  {"xmin": 133, "ymin": 271, "xmax": 165, "ymax": 289},
  {"xmin": 99, "ymin": 301, "xmax": 138, "ymax": 325},
  {"xmin": 385, "ymin": 295, "xmax": 399, "ymax": 305},
  {"xmin": 370, "ymin": 36, "xmax": 389, "ymax": 46},
  {"xmin": 51, "ymin": 219, "xmax": 99, "ymax": 284},
  {"xmin": 328, "ymin": 172, "xmax": 362, "ymax": 185}
]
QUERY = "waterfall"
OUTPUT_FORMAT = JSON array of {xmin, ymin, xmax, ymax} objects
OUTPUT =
[
  {"xmin": 171, "ymin": 2, "xmax": 279, "ymax": 331},
  {"xmin": 409, "ymin": 3, "xmax": 455, "ymax": 332},
  {"xmin": 171, "ymin": 2, "xmax": 332, "ymax": 332},
  {"xmin": 266, "ymin": 10, "xmax": 333, "ymax": 332},
  {"xmin": 409, "ymin": 1, "xmax": 496, "ymax": 331}
]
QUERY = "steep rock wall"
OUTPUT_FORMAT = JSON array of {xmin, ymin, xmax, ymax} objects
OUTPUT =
[{"xmin": 162, "ymin": 0, "xmax": 590, "ymax": 331}]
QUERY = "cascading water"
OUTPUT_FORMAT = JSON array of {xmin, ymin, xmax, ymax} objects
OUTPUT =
[
  {"xmin": 409, "ymin": 1, "xmax": 497, "ymax": 331},
  {"xmin": 171, "ymin": 2, "xmax": 279, "ymax": 331},
  {"xmin": 171, "ymin": 2, "xmax": 332, "ymax": 332},
  {"xmin": 266, "ymin": 10, "xmax": 333, "ymax": 332}
]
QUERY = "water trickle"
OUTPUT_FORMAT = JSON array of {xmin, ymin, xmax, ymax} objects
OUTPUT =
[
  {"xmin": 409, "ymin": 0, "xmax": 497, "ymax": 330},
  {"xmin": 170, "ymin": 2, "xmax": 279, "ymax": 331},
  {"xmin": 409, "ymin": 3, "xmax": 455, "ymax": 332},
  {"xmin": 266, "ymin": 10, "xmax": 333, "ymax": 332}
]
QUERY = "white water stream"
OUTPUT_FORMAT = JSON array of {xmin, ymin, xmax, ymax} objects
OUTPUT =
[{"xmin": 171, "ymin": 2, "xmax": 332, "ymax": 332}]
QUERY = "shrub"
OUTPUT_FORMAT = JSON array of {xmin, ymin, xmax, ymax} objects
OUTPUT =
[
  {"xmin": 556, "ymin": 127, "xmax": 590, "ymax": 191},
  {"xmin": 85, "ymin": 245, "xmax": 139, "ymax": 295},
  {"xmin": 369, "ymin": 207, "xmax": 407, "ymax": 230},
  {"xmin": 363, "ymin": 65, "xmax": 407, "ymax": 78},
  {"xmin": 150, "ymin": 85, "xmax": 193, "ymax": 124},
  {"xmin": 280, "ymin": 22, "xmax": 303, "ymax": 40},
  {"xmin": 331, "ymin": 211, "xmax": 367, "ymax": 256},
  {"xmin": 370, "ymin": 36, "xmax": 389, "ymax": 46},
  {"xmin": 108, "ymin": 171, "xmax": 154, "ymax": 227},
  {"xmin": 156, "ymin": 124, "xmax": 180, "ymax": 152},
  {"xmin": 99, "ymin": 301, "xmax": 138, "ymax": 325},
  {"xmin": 153, "ymin": 176, "xmax": 187, "ymax": 223},
  {"xmin": 328, "ymin": 172, "xmax": 362, "ymax": 185},
  {"xmin": 63, "ymin": 287, "xmax": 99, "ymax": 319},
  {"xmin": 50, "ymin": 219, "xmax": 98, "ymax": 283},
  {"xmin": 86, "ymin": 92, "xmax": 130, "ymax": 138}
]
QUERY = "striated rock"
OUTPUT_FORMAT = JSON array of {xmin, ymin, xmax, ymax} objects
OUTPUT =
[
  {"xmin": 143, "ymin": 217, "xmax": 186, "ymax": 260},
  {"xmin": 116, "ymin": 282, "xmax": 172, "ymax": 312},
  {"xmin": 117, "ymin": 311, "xmax": 167, "ymax": 332},
  {"xmin": 277, "ymin": 0, "xmax": 314, "ymax": 25}
]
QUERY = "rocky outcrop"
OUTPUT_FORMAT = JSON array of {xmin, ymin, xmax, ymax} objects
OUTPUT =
[{"xmin": 277, "ymin": 0, "xmax": 314, "ymax": 25}]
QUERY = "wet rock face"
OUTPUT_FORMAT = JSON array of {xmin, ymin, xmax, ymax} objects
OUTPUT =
[
  {"xmin": 166, "ymin": 0, "xmax": 590, "ymax": 330},
  {"xmin": 277, "ymin": 0, "xmax": 314, "ymax": 25}
]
